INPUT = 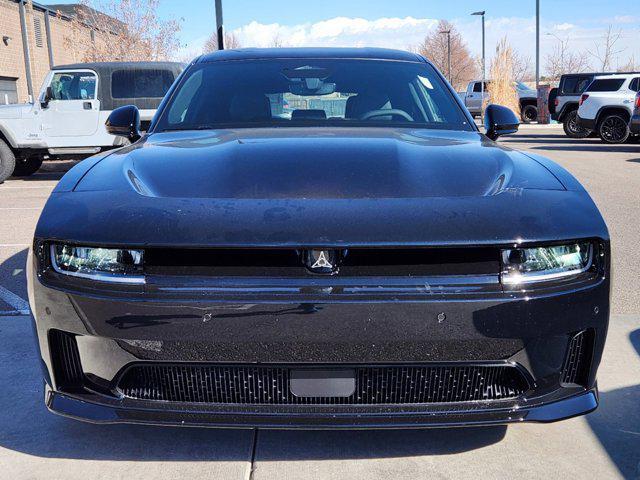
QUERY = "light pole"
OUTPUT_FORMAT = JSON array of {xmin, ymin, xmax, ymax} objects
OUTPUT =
[
  {"xmin": 215, "ymin": 0, "xmax": 224, "ymax": 50},
  {"xmin": 471, "ymin": 10, "xmax": 485, "ymax": 121},
  {"xmin": 440, "ymin": 29, "xmax": 451, "ymax": 82},
  {"xmin": 535, "ymin": 0, "xmax": 540, "ymax": 90}
]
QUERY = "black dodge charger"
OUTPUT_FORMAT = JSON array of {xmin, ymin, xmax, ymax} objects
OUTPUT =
[{"xmin": 28, "ymin": 48, "xmax": 610, "ymax": 428}]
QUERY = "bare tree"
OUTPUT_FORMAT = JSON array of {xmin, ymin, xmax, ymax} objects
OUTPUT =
[
  {"xmin": 416, "ymin": 20, "xmax": 478, "ymax": 91},
  {"xmin": 588, "ymin": 25, "xmax": 625, "ymax": 71},
  {"xmin": 269, "ymin": 33, "xmax": 287, "ymax": 48},
  {"xmin": 203, "ymin": 31, "xmax": 242, "ymax": 52},
  {"xmin": 64, "ymin": 0, "xmax": 182, "ymax": 62},
  {"xmin": 512, "ymin": 52, "xmax": 533, "ymax": 82},
  {"xmin": 618, "ymin": 55, "xmax": 640, "ymax": 73},
  {"xmin": 544, "ymin": 36, "xmax": 590, "ymax": 81}
]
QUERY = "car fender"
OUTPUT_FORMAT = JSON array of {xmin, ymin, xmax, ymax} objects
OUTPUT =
[
  {"xmin": 594, "ymin": 105, "xmax": 632, "ymax": 126},
  {"xmin": 0, "ymin": 121, "xmax": 19, "ymax": 148},
  {"xmin": 557, "ymin": 101, "xmax": 579, "ymax": 122}
]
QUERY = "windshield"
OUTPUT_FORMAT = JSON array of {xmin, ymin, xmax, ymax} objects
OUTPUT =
[
  {"xmin": 514, "ymin": 81, "xmax": 533, "ymax": 92},
  {"xmin": 154, "ymin": 58, "xmax": 472, "ymax": 132}
]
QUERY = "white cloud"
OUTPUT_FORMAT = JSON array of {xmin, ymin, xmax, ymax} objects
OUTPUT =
[
  {"xmin": 553, "ymin": 23, "xmax": 575, "ymax": 31},
  {"xmin": 612, "ymin": 15, "xmax": 638, "ymax": 24},
  {"xmin": 233, "ymin": 17, "xmax": 438, "ymax": 50},
  {"xmin": 227, "ymin": 15, "xmax": 640, "ymax": 77}
]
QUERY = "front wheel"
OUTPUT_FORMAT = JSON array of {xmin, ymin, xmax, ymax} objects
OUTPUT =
[
  {"xmin": 598, "ymin": 114, "xmax": 630, "ymax": 144},
  {"xmin": 0, "ymin": 139, "xmax": 16, "ymax": 183},
  {"xmin": 12, "ymin": 155, "xmax": 44, "ymax": 177},
  {"xmin": 563, "ymin": 110, "xmax": 591, "ymax": 138},
  {"xmin": 521, "ymin": 104, "xmax": 538, "ymax": 123}
]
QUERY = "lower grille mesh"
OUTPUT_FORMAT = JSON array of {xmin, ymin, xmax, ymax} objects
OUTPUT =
[
  {"xmin": 117, "ymin": 364, "xmax": 529, "ymax": 405},
  {"xmin": 49, "ymin": 329, "xmax": 84, "ymax": 390},
  {"xmin": 561, "ymin": 329, "xmax": 594, "ymax": 386}
]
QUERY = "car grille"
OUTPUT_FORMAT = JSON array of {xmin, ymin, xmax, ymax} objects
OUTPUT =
[
  {"xmin": 143, "ymin": 247, "xmax": 500, "ymax": 277},
  {"xmin": 117, "ymin": 364, "xmax": 529, "ymax": 405},
  {"xmin": 561, "ymin": 329, "xmax": 594, "ymax": 386}
]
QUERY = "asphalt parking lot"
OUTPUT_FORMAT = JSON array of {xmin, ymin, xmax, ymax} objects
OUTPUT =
[{"xmin": 0, "ymin": 127, "xmax": 639, "ymax": 479}]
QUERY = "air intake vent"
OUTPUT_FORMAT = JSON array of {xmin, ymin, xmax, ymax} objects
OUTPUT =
[
  {"xmin": 561, "ymin": 329, "xmax": 594, "ymax": 386},
  {"xmin": 117, "ymin": 364, "xmax": 529, "ymax": 405},
  {"xmin": 49, "ymin": 330, "xmax": 84, "ymax": 390}
]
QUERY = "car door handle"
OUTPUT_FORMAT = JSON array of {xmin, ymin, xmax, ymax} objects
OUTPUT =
[{"xmin": 83, "ymin": 101, "xmax": 92, "ymax": 110}]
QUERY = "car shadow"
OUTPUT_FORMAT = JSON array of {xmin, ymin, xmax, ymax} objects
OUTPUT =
[
  {"xmin": 10, "ymin": 160, "xmax": 78, "ymax": 182},
  {"xmin": 585, "ymin": 328, "xmax": 640, "ymax": 479},
  {"xmin": 0, "ymin": 247, "xmax": 506, "ymax": 461}
]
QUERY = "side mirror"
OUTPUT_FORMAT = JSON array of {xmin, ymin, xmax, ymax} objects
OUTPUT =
[
  {"xmin": 40, "ymin": 86, "xmax": 53, "ymax": 108},
  {"xmin": 484, "ymin": 104, "xmax": 519, "ymax": 141},
  {"xmin": 105, "ymin": 105, "xmax": 141, "ymax": 142}
]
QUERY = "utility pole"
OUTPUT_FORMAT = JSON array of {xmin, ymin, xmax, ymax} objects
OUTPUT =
[
  {"xmin": 471, "ymin": 11, "xmax": 486, "ymax": 122},
  {"xmin": 440, "ymin": 29, "xmax": 451, "ymax": 82},
  {"xmin": 215, "ymin": 0, "xmax": 224, "ymax": 50},
  {"xmin": 535, "ymin": 0, "xmax": 540, "ymax": 89}
]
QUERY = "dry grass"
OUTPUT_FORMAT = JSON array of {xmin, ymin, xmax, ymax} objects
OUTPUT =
[{"xmin": 486, "ymin": 38, "xmax": 521, "ymax": 117}]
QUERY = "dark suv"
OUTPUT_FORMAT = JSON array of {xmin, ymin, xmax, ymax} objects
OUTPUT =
[
  {"xmin": 631, "ymin": 91, "xmax": 640, "ymax": 135},
  {"xmin": 549, "ymin": 73, "xmax": 614, "ymax": 138}
]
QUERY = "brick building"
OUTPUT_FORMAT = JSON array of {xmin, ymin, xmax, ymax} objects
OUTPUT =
[{"xmin": 0, "ymin": 0, "xmax": 113, "ymax": 104}]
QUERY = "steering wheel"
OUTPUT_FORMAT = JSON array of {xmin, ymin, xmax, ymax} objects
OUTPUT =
[{"xmin": 360, "ymin": 109, "xmax": 414, "ymax": 122}]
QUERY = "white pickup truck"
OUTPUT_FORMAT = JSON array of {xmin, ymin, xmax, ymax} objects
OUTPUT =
[
  {"xmin": 460, "ymin": 80, "xmax": 539, "ymax": 123},
  {"xmin": 0, "ymin": 61, "xmax": 184, "ymax": 182}
]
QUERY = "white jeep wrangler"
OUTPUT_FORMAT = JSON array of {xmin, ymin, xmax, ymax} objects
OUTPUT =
[{"xmin": 0, "ymin": 61, "xmax": 184, "ymax": 182}]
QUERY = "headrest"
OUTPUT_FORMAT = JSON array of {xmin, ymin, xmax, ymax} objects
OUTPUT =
[{"xmin": 229, "ymin": 94, "xmax": 271, "ymax": 121}]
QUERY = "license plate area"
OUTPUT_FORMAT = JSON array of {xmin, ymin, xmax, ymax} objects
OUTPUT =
[{"xmin": 290, "ymin": 369, "xmax": 356, "ymax": 397}]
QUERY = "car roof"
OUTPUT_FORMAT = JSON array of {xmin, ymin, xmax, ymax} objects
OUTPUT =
[
  {"xmin": 52, "ymin": 61, "xmax": 186, "ymax": 71},
  {"xmin": 198, "ymin": 47, "xmax": 425, "ymax": 63},
  {"xmin": 592, "ymin": 73, "xmax": 640, "ymax": 79}
]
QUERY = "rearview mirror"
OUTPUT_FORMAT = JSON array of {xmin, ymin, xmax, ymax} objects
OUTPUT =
[
  {"xmin": 105, "ymin": 105, "xmax": 141, "ymax": 142},
  {"xmin": 40, "ymin": 86, "xmax": 53, "ymax": 108},
  {"xmin": 484, "ymin": 104, "xmax": 519, "ymax": 140}
]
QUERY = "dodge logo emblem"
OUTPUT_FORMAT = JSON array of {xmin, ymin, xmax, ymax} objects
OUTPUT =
[{"xmin": 304, "ymin": 249, "xmax": 338, "ymax": 274}]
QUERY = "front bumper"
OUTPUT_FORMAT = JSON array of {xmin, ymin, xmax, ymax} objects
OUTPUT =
[
  {"xmin": 46, "ymin": 384, "xmax": 598, "ymax": 428},
  {"xmin": 29, "ymin": 247, "xmax": 610, "ymax": 428},
  {"xmin": 630, "ymin": 114, "xmax": 640, "ymax": 134}
]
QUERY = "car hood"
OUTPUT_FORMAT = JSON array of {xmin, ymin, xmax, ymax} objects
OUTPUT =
[
  {"xmin": 0, "ymin": 103, "xmax": 32, "ymax": 119},
  {"xmin": 75, "ymin": 128, "xmax": 563, "ymax": 198},
  {"xmin": 37, "ymin": 127, "xmax": 609, "ymax": 247}
]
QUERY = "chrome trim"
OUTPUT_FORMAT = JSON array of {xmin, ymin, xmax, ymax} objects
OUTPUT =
[{"xmin": 49, "ymin": 245, "xmax": 145, "ymax": 285}]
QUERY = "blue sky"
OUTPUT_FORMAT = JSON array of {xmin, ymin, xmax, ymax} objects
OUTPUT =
[{"xmin": 45, "ymin": 1, "xmax": 640, "ymax": 72}]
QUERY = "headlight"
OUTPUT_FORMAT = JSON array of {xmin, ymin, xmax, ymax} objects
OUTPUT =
[
  {"xmin": 501, "ymin": 242, "xmax": 593, "ymax": 284},
  {"xmin": 50, "ymin": 244, "xmax": 144, "ymax": 284}
]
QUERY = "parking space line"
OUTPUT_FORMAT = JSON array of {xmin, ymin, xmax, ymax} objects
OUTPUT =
[
  {"xmin": 0, "ymin": 244, "xmax": 30, "ymax": 247},
  {"xmin": 0, "ymin": 286, "xmax": 30, "ymax": 315},
  {"xmin": 0, "ymin": 207, "xmax": 42, "ymax": 210}
]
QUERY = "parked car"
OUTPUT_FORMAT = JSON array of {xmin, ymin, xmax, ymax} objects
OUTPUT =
[
  {"xmin": 462, "ymin": 80, "xmax": 538, "ymax": 123},
  {"xmin": 29, "ymin": 48, "xmax": 609, "ymax": 428},
  {"xmin": 630, "ymin": 91, "xmax": 640, "ymax": 135},
  {"xmin": 0, "ymin": 61, "xmax": 184, "ymax": 182},
  {"xmin": 577, "ymin": 73, "xmax": 640, "ymax": 143},
  {"xmin": 548, "ymin": 72, "xmax": 617, "ymax": 138}
]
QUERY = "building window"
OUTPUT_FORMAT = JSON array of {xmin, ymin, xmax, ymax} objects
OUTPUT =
[
  {"xmin": 0, "ymin": 77, "xmax": 19, "ymax": 105},
  {"xmin": 33, "ymin": 18, "xmax": 43, "ymax": 47}
]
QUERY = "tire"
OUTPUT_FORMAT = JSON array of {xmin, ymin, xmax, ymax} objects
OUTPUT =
[
  {"xmin": 598, "ymin": 114, "xmax": 630, "ymax": 144},
  {"xmin": 562, "ymin": 110, "xmax": 591, "ymax": 138},
  {"xmin": 12, "ymin": 155, "xmax": 43, "ymax": 177},
  {"xmin": 521, "ymin": 104, "xmax": 538, "ymax": 123},
  {"xmin": 0, "ymin": 139, "xmax": 16, "ymax": 183}
]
